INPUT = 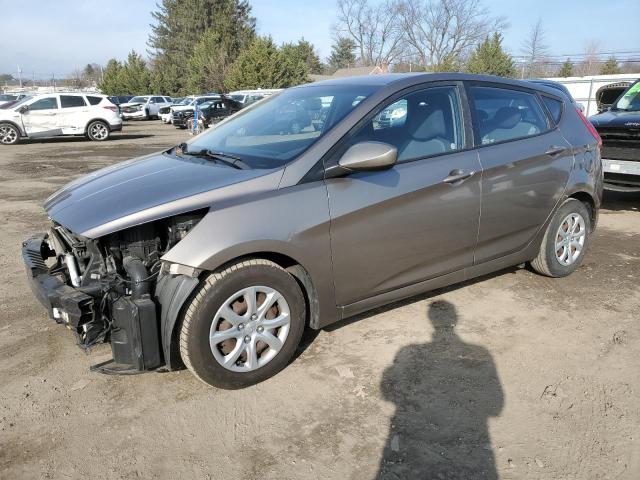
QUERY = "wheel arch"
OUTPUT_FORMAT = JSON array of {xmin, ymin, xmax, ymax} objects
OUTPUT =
[
  {"xmin": 567, "ymin": 190, "xmax": 598, "ymax": 231},
  {"xmin": 163, "ymin": 250, "xmax": 321, "ymax": 371},
  {"xmin": 84, "ymin": 117, "xmax": 110, "ymax": 134},
  {"xmin": 0, "ymin": 119, "xmax": 25, "ymax": 137}
]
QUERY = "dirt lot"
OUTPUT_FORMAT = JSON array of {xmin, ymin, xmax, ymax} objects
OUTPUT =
[{"xmin": 1, "ymin": 121, "xmax": 639, "ymax": 479}]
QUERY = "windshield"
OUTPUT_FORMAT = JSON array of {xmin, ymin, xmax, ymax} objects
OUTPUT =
[
  {"xmin": 230, "ymin": 94, "xmax": 246, "ymax": 102},
  {"xmin": 187, "ymin": 84, "xmax": 379, "ymax": 169},
  {"xmin": 9, "ymin": 96, "xmax": 32, "ymax": 109},
  {"xmin": 129, "ymin": 96, "xmax": 149, "ymax": 104},
  {"xmin": 615, "ymin": 81, "xmax": 640, "ymax": 111},
  {"xmin": 0, "ymin": 94, "xmax": 16, "ymax": 101}
]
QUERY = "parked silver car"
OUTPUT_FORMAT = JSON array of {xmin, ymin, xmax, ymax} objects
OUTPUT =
[{"xmin": 22, "ymin": 73, "xmax": 602, "ymax": 388}]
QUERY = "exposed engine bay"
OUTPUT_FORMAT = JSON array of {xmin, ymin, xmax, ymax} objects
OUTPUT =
[{"xmin": 34, "ymin": 210, "xmax": 207, "ymax": 373}]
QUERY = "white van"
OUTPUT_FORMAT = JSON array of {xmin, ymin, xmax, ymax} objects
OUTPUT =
[{"xmin": 0, "ymin": 93, "xmax": 122, "ymax": 145}]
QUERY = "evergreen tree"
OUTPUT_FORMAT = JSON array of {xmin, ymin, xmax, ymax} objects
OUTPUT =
[
  {"xmin": 186, "ymin": 29, "xmax": 230, "ymax": 93},
  {"xmin": 281, "ymin": 39, "xmax": 323, "ymax": 74},
  {"xmin": 148, "ymin": 0, "xmax": 255, "ymax": 94},
  {"xmin": 225, "ymin": 36, "xmax": 308, "ymax": 90},
  {"xmin": 119, "ymin": 51, "xmax": 152, "ymax": 94},
  {"xmin": 98, "ymin": 59, "xmax": 125, "ymax": 95},
  {"xmin": 558, "ymin": 58, "xmax": 574, "ymax": 77},
  {"xmin": 466, "ymin": 33, "xmax": 516, "ymax": 78},
  {"xmin": 431, "ymin": 54, "xmax": 460, "ymax": 72},
  {"xmin": 328, "ymin": 37, "xmax": 356, "ymax": 71},
  {"xmin": 600, "ymin": 56, "xmax": 621, "ymax": 75}
]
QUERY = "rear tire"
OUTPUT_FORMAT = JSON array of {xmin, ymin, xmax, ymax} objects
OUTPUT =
[
  {"xmin": 179, "ymin": 259, "xmax": 306, "ymax": 389},
  {"xmin": 530, "ymin": 198, "xmax": 591, "ymax": 277},
  {"xmin": 86, "ymin": 120, "xmax": 110, "ymax": 141}
]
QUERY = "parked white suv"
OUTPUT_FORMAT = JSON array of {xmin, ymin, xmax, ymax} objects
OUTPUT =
[
  {"xmin": 120, "ymin": 95, "xmax": 172, "ymax": 120},
  {"xmin": 0, "ymin": 93, "xmax": 122, "ymax": 145}
]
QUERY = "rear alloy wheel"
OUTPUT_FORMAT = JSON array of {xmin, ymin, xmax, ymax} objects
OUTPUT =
[
  {"xmin": 179, "ymin": 259, "xmax": 306, "ymax": 389},
  {"xmin": 86, "ymin": 121, "xmax": 110, "ymax": 141},
  {"xmin": 530, "ymin": 198, "xmax": 591, "ymax": 277},
  {"xmin": 0, "ymin": 123, "xmax": 20, "ymax": 145}
]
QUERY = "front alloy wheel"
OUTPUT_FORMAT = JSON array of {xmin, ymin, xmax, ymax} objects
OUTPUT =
[
  {"xmin": 0, "ymin": 123, "xmax": 20, "ymax": 145},
  {"xmin": 209, "ymin": 286, "xmax": 291, "ymax": 372},
  {"xmin": 180, "ymin": 259, "xmax": 306, "ymax": 389}
]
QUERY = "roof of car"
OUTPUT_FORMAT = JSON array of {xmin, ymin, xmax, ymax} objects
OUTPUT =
[{"xmin": 304, "ymin": 72, "xmax": 568, "ymax": 98}]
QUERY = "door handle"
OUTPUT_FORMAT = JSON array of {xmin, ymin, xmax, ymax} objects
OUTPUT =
[
  {"xmin": 443, "ymin": 169, "xmax": 475, "ymax": 185},
  {"xmin": 545, "ymin": 145, "xmax": 566, "ymax": 156}
]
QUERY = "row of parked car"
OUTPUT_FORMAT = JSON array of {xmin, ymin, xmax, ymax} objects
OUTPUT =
[
  {"xmin": 0, "ymin": 89, "xmax": 279, "ymax": 146},
  {"xmin": 1, "ymin": 80, "xmax": 639, "ymax": 193}
]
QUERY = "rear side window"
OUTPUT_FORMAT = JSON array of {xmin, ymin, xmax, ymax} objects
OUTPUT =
[
  {"xmin": 86, "ymin": 96, "xmax": 103, "ymax": 105},
  {"xmin": 151, "ymin": 96, "xmax": 164, "ymax": 103},
  {"xmin": 541, "ymin": 96, "xmax": 563, "ymax": 124},
  {"xmin": 28, "ymin": 97, "xmax": 58, "ymax": 111},
  {"xmin": 469, "ymin": 86, "xmax": 550, "ymax": 145},
  {"xmin": 60, "ymin": 95, "xmax": 86, "ymax": 108}
]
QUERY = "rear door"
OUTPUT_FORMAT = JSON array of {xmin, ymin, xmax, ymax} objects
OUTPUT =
[
  {"xmin": 21, "ymin": 96, "xmax": 61, "ymax": 136},
  {"xmin": 467, "ymin": 83, "xmax": 574, "ymax": 263},
  {"xmin": 58, "ymin": 95, "xmax": 89, "ymax": 134},
  {"xmin": 326, "ymin": 84, "xmax": 482, "ymax": 306}
]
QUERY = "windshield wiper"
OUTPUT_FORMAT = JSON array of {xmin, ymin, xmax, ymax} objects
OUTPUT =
[{"xmin": 175, "ymin": 143, "xmax": 250, "ymax": 169}]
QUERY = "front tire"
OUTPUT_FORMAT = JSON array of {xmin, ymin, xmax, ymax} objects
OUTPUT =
[
  {"xmin": 179, "ymin": 259, "xmax": 306, "ymax": 389},
  {"xmin": 0, "ymin": 123, "xmax": 20, "ymax": 145},
  {"xmin": 86, "ymin": 121, "xmax": 110, "ymax": 141},
  {"xmin": 530, "ymin": 198, "xmax": 591, "ymax": 277}
]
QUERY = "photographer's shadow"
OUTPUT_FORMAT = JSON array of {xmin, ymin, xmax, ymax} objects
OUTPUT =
[{"xmin": 378, "ymin": 300, "xmax": 504, "ymax": 480}]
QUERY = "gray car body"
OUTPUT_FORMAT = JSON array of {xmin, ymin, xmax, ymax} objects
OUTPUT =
[{"xmin": 44, "ymin": 73, "xmax": 602, "ymax": 362}]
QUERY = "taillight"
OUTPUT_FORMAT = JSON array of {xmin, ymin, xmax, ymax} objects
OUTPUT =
[
  {"xmin": 576, "ymin": 107, "xmax": 602, "ymax": 147},
  {"xmin": 103, "ymin": 105, "xmax": 118, "ymax": 112}
]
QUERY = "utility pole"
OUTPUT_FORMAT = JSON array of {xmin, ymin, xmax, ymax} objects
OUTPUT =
[{"xmin": 17, "ymin": 65, "xmax": 22, "ymax": 88}]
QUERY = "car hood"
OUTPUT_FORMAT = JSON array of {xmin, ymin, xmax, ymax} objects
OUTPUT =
[
  {"xmin": 589, "ymin": 109, "xmax": 640, "ymax": 128},
  {"xmin": 44, "ymin": 151, "xmax": 281, "ymax": 238},
  {"xmin": 119, "ymin": 102, "xmax": 145, "ymax": 108}
]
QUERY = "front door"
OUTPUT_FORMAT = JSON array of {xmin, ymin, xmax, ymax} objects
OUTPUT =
[
  {"xmin": 467, "ymin": 84, "xmax": 574, "ymax": 263},
  {"xmin": 326, "ymin": 85, "xmax": 482, "ymax": 307},
  {"xmin": 21, "ymin": 96, "xmax": 60, "ymax": 137}
]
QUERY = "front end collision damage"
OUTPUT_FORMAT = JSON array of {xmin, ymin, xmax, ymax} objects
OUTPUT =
[{"xmin": 22, "ymin": 211, "xmax": 208, "ymax": 373}]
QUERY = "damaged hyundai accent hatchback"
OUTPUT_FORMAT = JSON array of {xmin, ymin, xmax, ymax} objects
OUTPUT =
[{"xmin": 23, "ymin": 74, "xmax": 603, "ymax": 388}]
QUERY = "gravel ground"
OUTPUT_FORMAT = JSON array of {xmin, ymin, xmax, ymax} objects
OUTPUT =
[{"xmin": 1, "ymin": 121, "xmax": 639, "ymax": 479}]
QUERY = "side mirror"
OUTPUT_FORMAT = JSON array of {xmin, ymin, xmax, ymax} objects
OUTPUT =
[
  {"xmin": 18, "ymin": 105, "xmax": 29, "ymax": 114},
  {"xmin": 338, "ymin": 141, "xmax": 397, "ymax": 172}
]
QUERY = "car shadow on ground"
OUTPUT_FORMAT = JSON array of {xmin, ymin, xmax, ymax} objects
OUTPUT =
[
  {"xmin": 602, "ymin": 190, "xmax": 640, "ymax": 212},
  {"xmin": 376, "ymin": 300, "xmax": 503, "ymax": 480}
]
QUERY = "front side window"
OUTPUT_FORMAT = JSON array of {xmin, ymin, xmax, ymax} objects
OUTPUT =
[
  {"xmin": 342, "ymin": 86, "xmax": 464, "ymax": 163},
  {"xmin": 28, "ymin": 97, "xmax": 58, "ymax": 111},
  {"xmin": 188, "ymin": 84, "xmax": 379, "ymax": 169},
  {"xmin": 470, "ymin": 86, "xmax": 549, "ymax": 145},
  {"xmin": 60, "ymin": 95, "xmax": 86, "ymax": 108}
]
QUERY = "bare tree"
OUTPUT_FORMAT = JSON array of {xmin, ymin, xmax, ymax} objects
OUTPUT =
[
  {"xmin": 577, "ymin": 39, "xmax": 601, "ymax": 76},
  {"xmin": 395, "ymin": 0, "xmax": 505, "ymax": 70},
  {"xmin": 520, "ymin": 19, "xmax": 549, "ymax": 78},
  {"xmin": 334, "ymin": 0, "xmax": 404, "ymax": 66}
]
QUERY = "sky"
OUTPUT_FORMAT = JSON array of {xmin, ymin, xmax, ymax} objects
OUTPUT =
[{"xmin": 0, "ymin": 0, "xmax": 638, "ymax": 79}]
